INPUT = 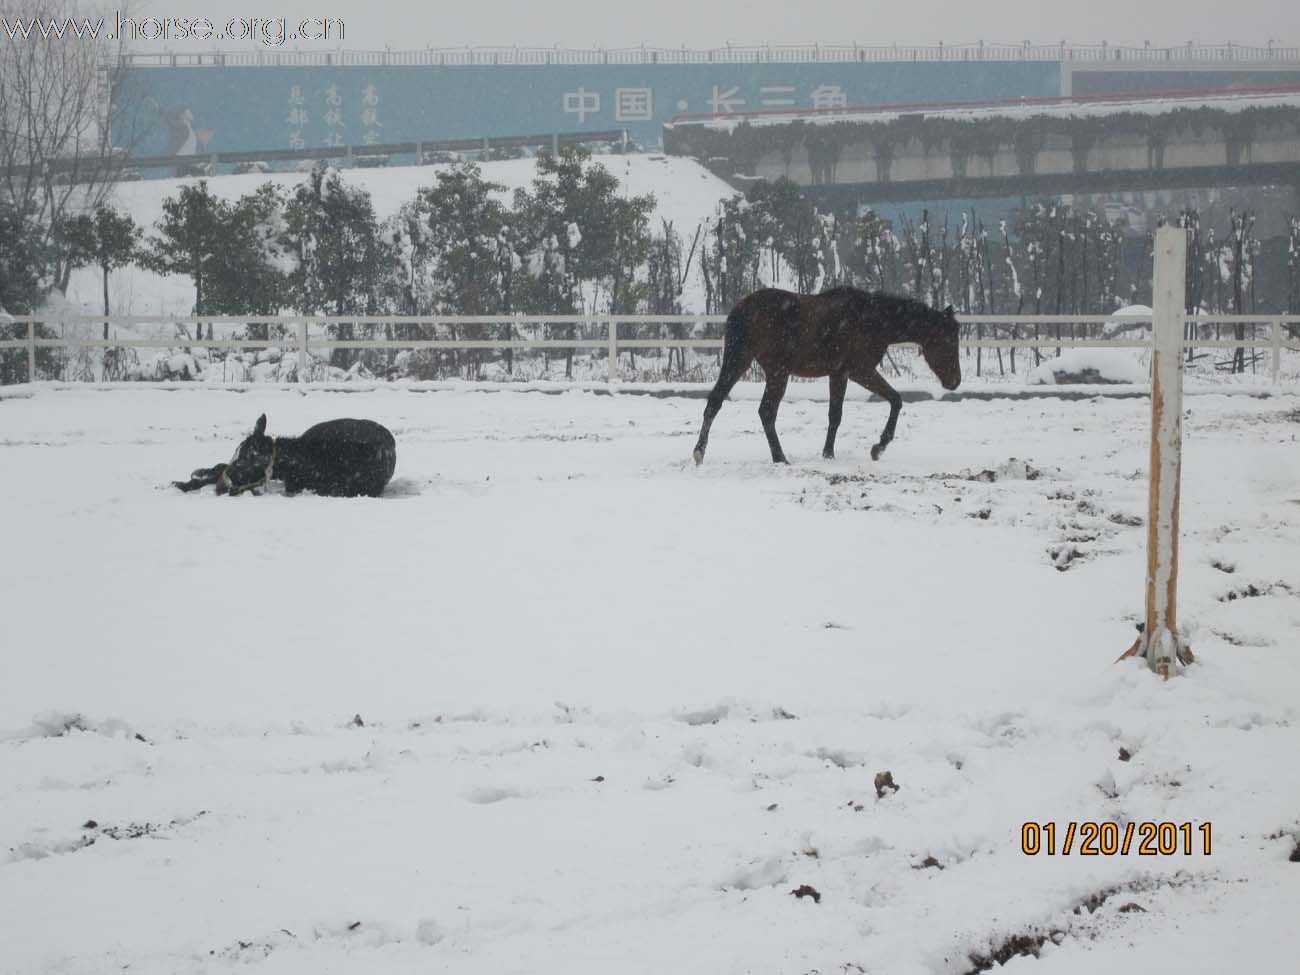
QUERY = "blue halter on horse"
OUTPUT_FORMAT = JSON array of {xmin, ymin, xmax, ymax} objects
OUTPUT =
[{"xmin": 173, "ymin": 414, "xmax": 396, "ymax": 498}]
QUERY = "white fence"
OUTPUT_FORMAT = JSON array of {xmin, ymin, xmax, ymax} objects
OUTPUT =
[{"xmin": 3, "ymin": 313, "xmax": 1299, "ymax": 386}]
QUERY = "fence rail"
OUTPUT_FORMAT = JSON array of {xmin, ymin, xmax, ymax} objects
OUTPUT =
[
  {"xmin": 113, "ymin": 42, "xmax": 1300, "ymax": 69},
  {"xmin": 3, "ymin": 314, "xmax": 1298, "ymax": 386}
]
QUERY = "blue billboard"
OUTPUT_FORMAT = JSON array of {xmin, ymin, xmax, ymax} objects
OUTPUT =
[{"xmin": 118, "ymin": 61, "xmax": 1062, "ymax": 157}]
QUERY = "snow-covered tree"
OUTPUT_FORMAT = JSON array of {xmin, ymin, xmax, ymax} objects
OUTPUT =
[
  {"xmin": 60, "ymin": 205, "xmax": 141, "ymax": 329},
  {"xmin": 1, "ymin": 199, "xmax": 53, "ymax": 315},
  {"xmin": 283, "ymin": 165, "xmax": 388, "ymax": 366},
  {"xmin": 699, "ymin": 195, "xmax": 762, "ymax": 315},
  {"xmin": 388, "ymin": 164, "xmax": 513, "ymax": 376},
  {"xmin": 899, "ymin": 208, "xmax": 951, "ymax": 308},
  {"xmin": 514, "ymin": 146, "xmax": 654, "ymax": 376},
  {"xmin": 413, "ymin": 164, "xmax": 510, "ymax": 315},
  {"xmin": 813, "ymin": 209, "xmax": 841, "ymax": 291},
  {"xmin": 143, "ymin": 181, "xmax": 225, "ymax": 323},
  {"xmin": 745, "ymin": 178, "xmax": 818, "ymax": 293},
  {"xmin": 645, "ymin": 219, "xmax": 688, "ymax": 376},
  {"xmin": 144, "ymin": 182, "xmax": 294, "ymax": 338},
  {"xmin": 0, "ymin": 197, "xmax": 59, "ymax": 383},
  {"xmin": 850, "ymin": 209, "xmax": 900, "ymax": 293},
  {"xmin": 1223, "ymin": 210, "xmax": 1258, "ymax": 373},
  {"xmin": 213, "ymin": 184, "xmax": 294, "ymax": 333}
]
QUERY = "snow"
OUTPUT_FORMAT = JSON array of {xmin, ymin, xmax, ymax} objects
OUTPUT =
[
  {"xmin": 672, "ymin": 88, "xmax": 1300, "ymax": 132},
  {"xmin": 1027, "ymin": 349, "xmax": 1150, "ymax": 386},
  {"xmin": 2, "ymin": 384, "xmax": 1299, "ymax": 974},
  {"xmin": 1102, "ymin": 304, "xmax": 1155, "ymax": 339}
]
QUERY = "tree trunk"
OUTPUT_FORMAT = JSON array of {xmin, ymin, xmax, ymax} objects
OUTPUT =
[{"xmin": 102, "ymin": 263, "xmax": 110, "ymax": 338}]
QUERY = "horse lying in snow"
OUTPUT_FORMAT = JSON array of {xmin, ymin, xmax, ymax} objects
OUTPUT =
[{"xmin": 173, "ymin": 414, "xmax": 396, "ymax": 498}]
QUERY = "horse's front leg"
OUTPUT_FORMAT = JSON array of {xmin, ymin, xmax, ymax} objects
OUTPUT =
[
  {"xmin": 823, "ymin": 371, "xmax": 847, "ymax": 459},
  {"xmin": 758, "ymin": 372, "xmax": 791, "ymax": 464},
  {"xmin": 852, "ymin": 369, "xmax": 903, "ymax": 460},
  {"xmin": 172, "ymin": 463, "xmax": 227, "ymax": 492}
]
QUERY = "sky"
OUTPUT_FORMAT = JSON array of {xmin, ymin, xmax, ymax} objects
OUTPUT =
[{"xmin": 130, "ymin": 0, "xmax": 1299, "ymax": 53}]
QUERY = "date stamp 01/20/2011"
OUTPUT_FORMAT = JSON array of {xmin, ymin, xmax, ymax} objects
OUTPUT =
[{"xmin": 1022, "ymin": 822, "xmax": 1212, "ymax": 857}]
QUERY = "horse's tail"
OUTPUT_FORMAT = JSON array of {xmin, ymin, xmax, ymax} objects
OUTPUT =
[{"xmin": 716, "ymin": 302, "xmax": 751, "ymax": 387}]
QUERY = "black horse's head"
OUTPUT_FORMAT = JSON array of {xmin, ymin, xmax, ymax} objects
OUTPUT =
[
  {"xmin": 217, "ymin": 414, "xmax": 275, "ymax": 495},
  {"xmin": 920, "ymin": 305, "xmax": 962, "ymax": 391}
]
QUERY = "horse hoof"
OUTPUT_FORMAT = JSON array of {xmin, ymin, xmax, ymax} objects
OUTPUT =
[
  {"xmin": 870, "ymin": 445, "xmax": 883, "ymax": 461},
  {"xmin": 822, "ymin": 450, "xmax": 834, "ymax": 460},
  {"xmin": 692, "ymin": 448, "xmax": 704, "ymax": 465}
]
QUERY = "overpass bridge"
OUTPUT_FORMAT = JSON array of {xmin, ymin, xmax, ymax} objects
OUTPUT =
[
  {"xmin": 662, "ymin": 88, "xmax": 1300, "ymax": 207},
  {"xmin": 110, "ymin": 42, "xmax": 1300, "ymax": 170}
]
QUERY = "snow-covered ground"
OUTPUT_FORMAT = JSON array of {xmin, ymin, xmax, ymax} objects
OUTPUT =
[
  {"xmin": 2, "ymin": 384, "xmax": 1299, "ymax": 974},
  {"xmin": 1026, "ymin": 349, "xmax": 1149, "ymax": 385}
]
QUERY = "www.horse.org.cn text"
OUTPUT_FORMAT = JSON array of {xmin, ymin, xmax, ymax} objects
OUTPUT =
[{"xmin": 1, "ymin": 12, "xmax": 345, "ymax": 46}]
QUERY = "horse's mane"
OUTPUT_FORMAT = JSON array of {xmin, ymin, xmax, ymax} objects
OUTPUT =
[{"xmin": 822, "ymin": 287, "xmax": 951, "ymax": 331}]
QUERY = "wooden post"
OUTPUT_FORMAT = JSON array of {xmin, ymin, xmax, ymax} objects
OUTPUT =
[{"xmin": 1119, "ymin": 225, "xmax": 1193, "ymax": 677}]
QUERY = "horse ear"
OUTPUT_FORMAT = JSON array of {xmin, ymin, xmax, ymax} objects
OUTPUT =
[
  {"xmin": 254, "ymin": 414, "xmax": 267, "ymax": 437},
  {"xmin": 944, "ymin": 305, "xmax": 955, "ymax": 317}
]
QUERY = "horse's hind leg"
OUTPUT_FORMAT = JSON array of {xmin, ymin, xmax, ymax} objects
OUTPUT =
[
  {"xmin": 693, "ymin": 345, "xmax": 753, "ymax": 465},
  {"xmin": 851, "ymin": 368, "xmax": 903, "ymax": 460},
  {"xmin": 823, "ymin": 371, "xmax": 848, "ymax": 459},
  {"xmin": 758, "ymin": 371, "xmax": 791, "ymax": 464}
]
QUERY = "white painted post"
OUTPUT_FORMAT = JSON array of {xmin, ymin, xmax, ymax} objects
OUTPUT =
[
  {"xmin": 297, "ymin": 321, "xmax": 309, "ymax": 381},
  {"xmin": 1272, "ymin": 319, "xmax": 1283, "ymax": 385},
  {"xmin": 26, "ymin": 320, "xmax": 36, "ymax": 383},
  {"xmin": 607, "ymin": 320, "xmax": 618, "ymax": 382},
  {"xmin": 1120, "ymin": 225, "xmax": 1193, "ymax": 677}
]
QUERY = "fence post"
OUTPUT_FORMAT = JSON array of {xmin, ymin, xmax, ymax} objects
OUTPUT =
[
  {"xmin": 607, "ymin": 320, "xmax": 618, "ymax": 382},
  {"xmin": 1272, "ymin": 319, "xmax": 1283, "ymax": 384},
  {"xmin": 27, "ymin": 320, "xmax": 36, "ymax": 384},
  {"xmin": 298, "ymin": 321, "xmax": 309, "ymax": 382},
  {"xmin": 1119, "ymin": 225, "xmax": 1192, "ymax": 678}
]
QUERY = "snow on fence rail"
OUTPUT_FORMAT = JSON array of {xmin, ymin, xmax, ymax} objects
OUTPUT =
[{"xmin": 2, "ymin": 314, "xmax": 1298, "ymax": 386}]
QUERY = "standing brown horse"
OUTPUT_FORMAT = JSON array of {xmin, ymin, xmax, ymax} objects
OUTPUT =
[{"xmin": 692, "ymin": 287, "xmax": 962, "ymax": 465}]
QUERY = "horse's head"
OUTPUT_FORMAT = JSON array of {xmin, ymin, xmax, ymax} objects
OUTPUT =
[
  {"xmin": 920, "ymin": 305, "xmax": 962, "ymax": 391},
  {"xmin": 217, "ymin": 414, "xmax": 275, "ymax": 495}
]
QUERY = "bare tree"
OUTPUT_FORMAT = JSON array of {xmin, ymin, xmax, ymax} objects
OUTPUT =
[{"xmin": 0, "ymin": 0, "xmax": 141, "ymax": 293}]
